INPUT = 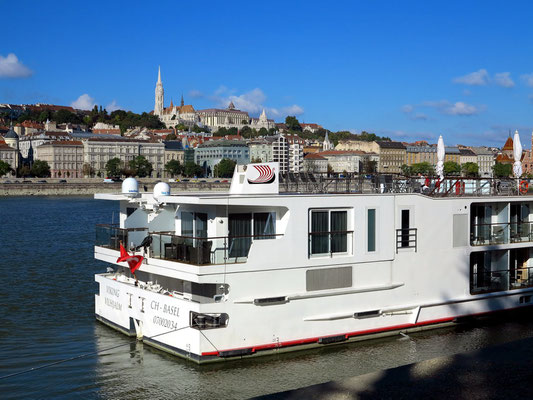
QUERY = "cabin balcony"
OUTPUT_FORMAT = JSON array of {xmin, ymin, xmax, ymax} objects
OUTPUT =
[
  {"xmin": 95, "ymin": 224, "xmax": 282, "ymax": 266},
  {"xmin": 149, "ymin": 231, "xmax": 282, "ymax": 265},
  {"xmin": 470, "ymin": 248, "xmax": 533, "ymax": 294},
  {"xmin": 95, "ymin": 224, "xmax": 148, "ymax": 250},
  {"xmin": 470, "ymin": 222, "xmax": 533, "ymax": 246}
]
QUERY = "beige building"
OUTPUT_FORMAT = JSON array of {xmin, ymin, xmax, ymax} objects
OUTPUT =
[
  {"xmin": 84, "ymin": 138, "xmax": 165, "ymax": 177},
  {"xmin": 0, "ymin": 142, "xmax": 18, "ymax": 176},
  {"xmin": 405, "ymin": 145, "xmax": 437, "ymax": 166},
  {"xmin": 335, "ymin": 140, "xmax": 380, "ymax": 153},
  {"xmin": 36, "ymin": 141, "xmax": 84, "ymax": 178},
  {"xmin": 303, "ymin": 153, "xmax": 328, "ymax": 174},
  {"xmin": 2, "ymin": 127, "xmax": 20, "ymax": 171},
  {"xmin": 471, "ymin": 147, "xmax": 495, "ymax": 178},
  {"xmin": 459, "ymin": 148, "xmax": 477, "ymax": 164},
  {"xmin": 164, "ymin": 141, "xmax": 185, "ymax": 165},
  {"xmin": 377, "ymin": 141, "xmax": 406, "ymax": 174}
]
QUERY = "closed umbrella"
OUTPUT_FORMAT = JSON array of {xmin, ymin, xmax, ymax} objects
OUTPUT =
[
  {"xmin": 436, "ymin": 135, "xmax": 445, "ymax": 181},
  {"xmin": 513, "ymin": 130, "xmax": 523, "ymax": 179}
]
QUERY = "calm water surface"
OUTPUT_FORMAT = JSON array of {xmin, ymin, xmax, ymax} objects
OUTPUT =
[{"xmin": 2, "ymin": 196, "xmax": 533, "ymax": 399}]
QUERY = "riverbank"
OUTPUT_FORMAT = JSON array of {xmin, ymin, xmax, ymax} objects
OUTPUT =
[
  {"xmin": 256, "ymin": 335, "xmax": 533, "ymax": 399},
  {"xmin": 0, "ymin": 181, "xmax": 230, "ymax": 196}
]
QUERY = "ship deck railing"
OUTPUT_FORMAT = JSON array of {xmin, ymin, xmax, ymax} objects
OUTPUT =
[
  {"xmin": 471, "ymin": 221, "xmax": 533, "ymax": 246},
  {"xmin": 471, "ymin": 266, "xmax": 533, "ymax": 294},
  {"xmin": 149, "ymin": 231, "xmax": 284, "ymax": 266},
  {"xmin": 279, "ymin": 174, "xmax": 530, "ymax": 197},
  {"xmin": 95, "ymin": 224, "xmax": 148, "ymax": 250}
]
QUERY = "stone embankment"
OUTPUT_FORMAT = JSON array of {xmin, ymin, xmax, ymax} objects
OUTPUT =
[{"xmin": 0, "ymin": 182, "xmax": 230, "ymax": 196}]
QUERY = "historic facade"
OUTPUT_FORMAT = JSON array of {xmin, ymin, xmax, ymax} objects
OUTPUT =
[
  {"xmin": 35, "ymin": 141, "xmax": 84, "ymax": 178},
  {"xmin": 152, "ymin": 67, "xmax": 275, "ymax": 132}
]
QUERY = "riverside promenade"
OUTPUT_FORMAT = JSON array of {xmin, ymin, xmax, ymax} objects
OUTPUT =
[
  {"xmin": 256, "ymin": 336, "xmax": 533, "ymax": 399},
  {"xmin": 0, "ymin": 180, "xmax": 230, "ymax": 196}
]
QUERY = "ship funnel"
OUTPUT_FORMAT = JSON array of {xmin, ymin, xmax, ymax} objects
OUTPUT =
[
  {"xmin": 122, "ymin": 177, "xmax": 139, "ymax": 197},
  {"xmin": 154, "ymin": 181, "xmax": 171, "ymax": 199}
]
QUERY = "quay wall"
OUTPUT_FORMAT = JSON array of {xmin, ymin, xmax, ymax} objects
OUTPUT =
[{"xmin": 0, "ymin": 182, "xmax": 231, "ymax": 196}]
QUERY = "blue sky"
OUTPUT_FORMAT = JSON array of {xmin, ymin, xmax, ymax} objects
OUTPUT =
[{"xmin": 2, "ymin": 1, "xmax": 533, "ymax": 146}]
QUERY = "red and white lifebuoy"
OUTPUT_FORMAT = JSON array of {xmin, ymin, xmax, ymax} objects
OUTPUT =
[{"xmin": 520, "ymin": 180, "xmax": 529, "ymax": 194}]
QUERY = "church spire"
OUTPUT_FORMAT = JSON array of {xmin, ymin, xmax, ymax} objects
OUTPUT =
[
  {"xmin": 157, "ymin": 65, "xmax": 162, "ymax": 84},
  {"xmin": 180, "ymin": 94, "xmax": 184, "ymax": 107},
  {"xmin": 154, "ymin": 66, "xmax": 164, "ymax": 116}
]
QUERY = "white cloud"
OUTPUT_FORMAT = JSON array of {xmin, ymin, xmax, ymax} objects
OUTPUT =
[
  {"xmin": 494, "ymin": 72, "xmax": 515, "ymax": 88},
  {"xmin": 401, "ymin": 104, "xmax": 413, "ymax": 113},
  {"xmin": 208, "ymin": 86, "xmax": 303, "ymax": 118},
  {"xmin": 453, "ymin": 69, "xmax": 489, "ymax": 86},
  {"xmin": 444, "ymin": 101, "xmax": 478, "ymax": 116},
  {"xmin": 412, "ymin": 113, "xmax": 428, "ymax": 120},
  {"xmin": 281, "ymin": 104, "xmax": 304, "ymax": 116},
  {"xmin": 71, "ymin": 94, "xmax": 96, "ymax": 110},
  {"xmin": 0, "ymin": 53, "xmax": 33, "ymax": 78},
  {"xmin": 522, "ymin": 73, "xmax": 533, "ymax": 87},
  {"xmin": 106, "ymin": 100, "xmax": 122, "ymax": 112},
  {"xmin": 422, "ymin": 99, "xmax": 480, "ymax": 116},
  {"xmin": 188, "ymin": 89, "xmax": 203, "ymax": 98}
]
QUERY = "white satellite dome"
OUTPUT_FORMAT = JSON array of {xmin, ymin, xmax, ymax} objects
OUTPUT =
[
  {"xmin": 122, "ymin": 177, "xmax": 139, "ymax": 197},
  {"xmin": 154, "ymin": 182, "xmax": 171, "ymax": 198}
]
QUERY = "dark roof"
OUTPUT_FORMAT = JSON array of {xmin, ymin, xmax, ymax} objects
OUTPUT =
[
  {"xmin": 377, "ymin": 141, "xmax": 405, "ymax": 149},
  {"xmin": 459, "ymin": 148, "xmax": 477, "ymax": 156},
  {"xmin": 4, "ymin": 127, "xmax": 18, "ymax": 139},
  {"xmin": 163, "ymin": 141, "xmax": 184, "ymax": 150},
  {"xmin": 198, "ymin": 140, "xmax": 248, "ymax": 148}
]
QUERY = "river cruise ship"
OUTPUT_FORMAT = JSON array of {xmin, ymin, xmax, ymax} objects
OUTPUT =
[{"xmin": 94, "ymin": 163, "xmax": 533, "ymax": 363}]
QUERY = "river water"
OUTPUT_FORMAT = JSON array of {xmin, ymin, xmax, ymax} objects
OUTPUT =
[{"xmin": 2, "ymin": 196, "xmax": 533, "ymax": 399}]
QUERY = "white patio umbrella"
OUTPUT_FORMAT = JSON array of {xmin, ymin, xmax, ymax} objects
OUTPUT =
[
  {"xmin": 436, "ymin": 135, "xmax": 445, "ymax": 181},
  {"xmin": 513, "ymin": 130, "xmax": 523, "ymax": 179}
]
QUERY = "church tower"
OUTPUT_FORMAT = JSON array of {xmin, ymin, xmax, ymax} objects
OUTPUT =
[{"xmin": 154, "ymin": 66, "xmax": 164, "ymax": 116}]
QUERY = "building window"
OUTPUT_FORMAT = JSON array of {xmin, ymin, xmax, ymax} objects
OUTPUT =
[
  {"xmin": 309, "ymin": 209, "xmax": 349, "ymax": 256},
  {"xmin": 367, "ymin": 209, "xmax": 376, "ymax": 252}
]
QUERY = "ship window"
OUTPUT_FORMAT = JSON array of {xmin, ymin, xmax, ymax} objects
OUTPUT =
[
  {"xmin": 181, "ymin": 212, "xmax": 208, "ymax": 242},
  {"xmin": 368, "ymin": 209, "xmax": 376, "ymax": 252},
  {"xmin": 254, "ymin": 212, "xmax": 276, "ymax": 239},
  {"xmin": 309, "ymin": 209, "xmax": 349, "ymax": 256}
]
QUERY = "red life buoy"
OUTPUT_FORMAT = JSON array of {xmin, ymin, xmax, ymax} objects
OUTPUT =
[{"xmin": 520, "ymin": 180, "xmax": 528, "ymax": 194}]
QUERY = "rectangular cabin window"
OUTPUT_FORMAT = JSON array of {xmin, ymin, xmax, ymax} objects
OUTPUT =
[
  {"xmin": 309, "ymin": 209, "xmax": 349, "ymax": 256},
  {"xmin": 368, "ymin": 209, "xmax": 376, "ymax": 252},
  {"xmin": 229, "ymin": 213, "xmax": 252, "ymax": 258},
  {"xmin": 254, "ymin": 212, "xmax": 276, "ymax": 239}
]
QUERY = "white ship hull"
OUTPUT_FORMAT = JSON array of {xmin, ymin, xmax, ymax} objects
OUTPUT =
[{"xmin": 94, "ymin": 169, "xmax": 533, "ymax": 362}]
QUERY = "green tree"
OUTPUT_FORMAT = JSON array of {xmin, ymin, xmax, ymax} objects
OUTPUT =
[
  {"xmin": 165, "ymin": 159, "xmax": 183, "ymax": 177},
  {"xmin": 240, "ymin": 126, "xmax": 253, "ymax": 138},
  {"xmin": 183, "ymin": 162, "xmax": 203, "ymax": 178},
  {"xmin": 362, "ymin": 159, "xmax": 377, "ymax": 174},
  {"xmin": 285, "ymin": 116, "xmax": 302, "ymax": 132},
  {"xmin": 226, "ymin": 127, "xmax": 238, "ymax": 135},
  {"xmin": 214, "ymin": 158, "xmax": 236, "ymax": 178},
  {"xmin": 0, "ymin": 160, "xmax": 11, "ymax": 176},
  {"xmin": 105, "ymin": 157, "xmax": 123, "ymax": 177},
  {"xmin": 258, "ymin": 127, "xmax": 268, "ymax": 137},
  {"xmin": 443, "ymin": 161, "xmax": 461, "ymax": 176},
  {"xmin": 165, "ymin": 133, "xmax": 177, "ymax": 140},
  {"xmin": 129, "ymin": 156, "xmax": 153, "ymax": 178},
  {"xmin": 18, "ymin": 165, "xmax": 31, "ymax": 177},
  {"xmin": 82, "ymin": 163, "xmax": 95, "ymax": 177},
  {"xmin": 412, "ymin": 162, "xmax": 435, "ymax": 176},
  {"xmin": 214, "ymin": 127, "xmax": 228, "ymax": 137},
  {"xmin": 31, "ymin": 160, "xmax": 51, "ymax": 178},
  {"xmin": 461, "ymin": 162, "xmax": 479, "ymax": 177},
  {"xmin": 401, "ymin": 164, "xmax": 413, "ymax": 177},
  {"xmin": 493, "ymin": 162, "xmax": 512, "ymax": 178}
]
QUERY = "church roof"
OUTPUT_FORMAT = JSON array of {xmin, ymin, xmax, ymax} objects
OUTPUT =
[
  {"xmin": 4, "ymin": 126, "xmax": 18, "ymax": 139},
  {"xmin": 503, "ymin": 136, "xmax": 514, "ymax": 150}
]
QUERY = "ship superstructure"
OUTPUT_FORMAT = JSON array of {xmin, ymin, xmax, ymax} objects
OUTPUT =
[{"xmin": 94, "ymin": 163, "xmax": 533, "ymax": 362}]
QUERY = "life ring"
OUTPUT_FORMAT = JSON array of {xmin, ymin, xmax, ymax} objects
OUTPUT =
[{"xmin": 520, "ymin": 180, "xmax": 529, "ymax": 194}]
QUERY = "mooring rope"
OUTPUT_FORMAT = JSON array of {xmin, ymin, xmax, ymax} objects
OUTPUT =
[{"xmin": 0, "ymin": 325, "xmax": 190, "ymax": 381}]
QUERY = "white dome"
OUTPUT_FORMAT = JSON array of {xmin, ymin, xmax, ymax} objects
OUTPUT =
[
  {"xmin": 122, "ymin": 177, "xmax": 139, "ymax": 196},
  {"xmin": 154, "ymin": 182, "xmax": 171, "ymax": 198}
]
